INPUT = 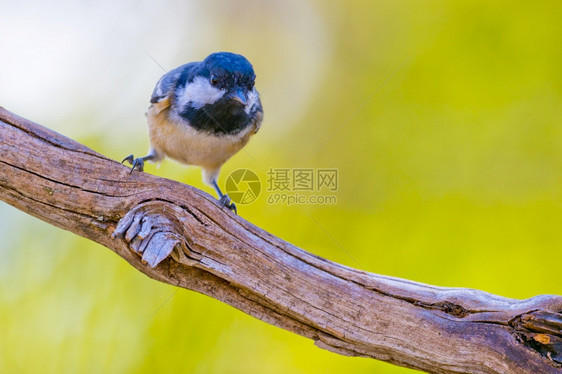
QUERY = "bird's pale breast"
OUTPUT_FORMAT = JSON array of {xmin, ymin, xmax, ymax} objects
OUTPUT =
[{"xmin": 146, "ymin": 100, "xmax": 255, "ymax": 170}]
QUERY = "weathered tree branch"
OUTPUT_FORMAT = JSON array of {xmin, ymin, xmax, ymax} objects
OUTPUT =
[{"xmin": 0, "ymin": 107, "xmax": 560, "ymax": 373}]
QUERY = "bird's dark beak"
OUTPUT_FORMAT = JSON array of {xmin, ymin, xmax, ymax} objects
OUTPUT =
[{"xmin": 230, "ymin": 88, "xmax": 247, "ymax": 105}]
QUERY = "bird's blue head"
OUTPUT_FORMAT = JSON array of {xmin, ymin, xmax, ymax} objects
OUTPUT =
[
  {"xmin": 174, "ymin": 52, "xmax": 262, "ymax": 135},
  {"xmin": 202, "ymin": 52, "xmax": 255, "ymax": 79},
  {"xmin": 198, "ymin": 52, "xmax": 256, "ymax": 105}
]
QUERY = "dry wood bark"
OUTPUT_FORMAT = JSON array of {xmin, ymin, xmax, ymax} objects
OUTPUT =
[{"xmin": 0, "ymin": 107, "xmax": 560, "ymax": 373}]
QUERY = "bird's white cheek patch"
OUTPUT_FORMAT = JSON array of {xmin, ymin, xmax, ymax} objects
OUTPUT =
[
  {"xmin": 177, "ymin": 76, "xmax": 226, "ymax": 109},
  {"xmin": 245, "ymin": 88, "xmax": 260, "ymax": 114}
]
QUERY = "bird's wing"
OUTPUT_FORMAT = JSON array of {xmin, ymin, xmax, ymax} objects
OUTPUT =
[
  {"xmin": 150, "ymin": 62, "xmax": 199, "ymax": 104},
  {"xmin": 251, "ymin": 96, "xmax": 264, "ymax": 134}
]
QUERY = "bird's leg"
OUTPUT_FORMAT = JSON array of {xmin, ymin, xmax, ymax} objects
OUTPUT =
[
  {"xmin": 122, "ymin": 154, "xmax": 155, "ymax": 173},
  {"xmin": 212, "ymin": 180, "xmax": 237, "ymax": 214}
]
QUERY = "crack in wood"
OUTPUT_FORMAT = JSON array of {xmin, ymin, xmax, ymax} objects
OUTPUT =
[{"xmin": 510, "ymin": 310, "xmax": 562, "ymax": 365}]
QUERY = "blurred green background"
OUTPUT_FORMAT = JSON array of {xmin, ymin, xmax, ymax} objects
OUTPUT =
[{"xmin": 1, "ymin": 1, "xmax": 561, "ymax": 373}]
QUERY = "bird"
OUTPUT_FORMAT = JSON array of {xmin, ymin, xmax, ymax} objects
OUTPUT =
[{"xmin": 123, "ymin": 52, "xmax": 263, "ymax": 214}]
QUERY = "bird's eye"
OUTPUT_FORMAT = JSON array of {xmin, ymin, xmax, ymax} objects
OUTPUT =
[{"xmin": 211, "ymin": 77, "xmax": 219, "ymax": 86}]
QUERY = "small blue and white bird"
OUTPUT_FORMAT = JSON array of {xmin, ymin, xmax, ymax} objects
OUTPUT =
[{"xmin": 123, "ymin": 52, "xmax": 263, "ymax": 213}]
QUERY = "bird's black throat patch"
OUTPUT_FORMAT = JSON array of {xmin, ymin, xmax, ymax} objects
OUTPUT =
[{"xmin": 180, "ymin": 99, "xmax": 257, "ymax": 135}]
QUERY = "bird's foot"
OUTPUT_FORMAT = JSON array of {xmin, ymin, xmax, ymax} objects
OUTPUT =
[
  {"xmin": 219, "ymin": 194, "xmax": 237, "ymax": 214},
  {"xmin": 122, "ymin": 154, "xmax": 145, "ymax": 173}
]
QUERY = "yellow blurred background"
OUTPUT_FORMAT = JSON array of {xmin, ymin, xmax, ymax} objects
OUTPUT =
[{"xmin": 1, "ymin": 1, "xmax": 561, "ymax": 373}]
